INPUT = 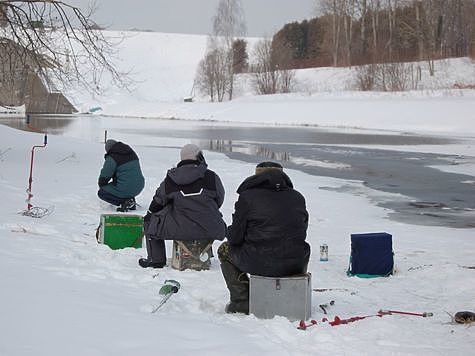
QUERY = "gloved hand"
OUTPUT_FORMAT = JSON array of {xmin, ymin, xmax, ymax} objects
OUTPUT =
[
  {"xmin": 144, "ymin": 212, "xmax": 152, "ymax": 223},
  {"xmin": 143, "ymin": 212, "xmax": 151, "ymax": 235},
  {"xmin": 98, "ymin": 177, "xmax": 110, "ymax": 187}
]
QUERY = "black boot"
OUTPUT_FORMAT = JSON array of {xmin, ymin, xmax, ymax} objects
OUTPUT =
[
  {"xmin": 138, "ymin": 258, "xmax": 165, "ymax": 268},
  {"xmin": 126, "ymin": 198, "xmax": 137, "ymax": 210},
  {"xmin": 117, "ymin": 198, "xmax": 136, "ymax": 212},
  {"xmin": 220, "ymin": 261, "xmax": 249, "ymax": 315},
  {"xmin": 139, "ymin": 236, "xmax": 166, "ymax": 268}
]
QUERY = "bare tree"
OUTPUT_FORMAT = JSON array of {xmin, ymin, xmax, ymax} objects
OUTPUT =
[
  {"xmin": 195, "ymin": 43, "xmax": 232, "ymax": 102},
  {"xmin": 319, "ymin": 0, "xmax": 342, "ymax": 66},
  {"xmin": 251, "ymin": 39, "xmax": 278, "ymax": 95},
  {"xmin": 357, "ymin": 0, "xmax": 369, "ymax": 58},
  {"xmin": 278, "ymin": 67, "xmax": 296, "ymax": 93},
  {"xmin": 251, "ymin": 38, "xmax": 296, "ymax": 95},
  {"xmin": 195, "ymin": 54, "xmax": 216, "ymax": 102},
  {"xmin": 355, "ymin": 61, "xmax": 417, "ymax": 91},
  {"xmin": 355, "ymin": 63, "xmax": 377, "ymax": 90},
  {"xmin": 0, "ymin": 0, "xmax": 126, "ymax": 104},
  {"xmin": 344, "ymin": 0, "xmax": 357, "ymax": 66},
  {"xmin": 212, "ymin": 0, "xmax": 246, "ymax": 100}
]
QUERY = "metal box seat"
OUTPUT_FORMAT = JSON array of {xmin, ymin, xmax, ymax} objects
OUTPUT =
[{"xmin": 249, "ymin": 273, "xmax": 312, "ymax": 321}]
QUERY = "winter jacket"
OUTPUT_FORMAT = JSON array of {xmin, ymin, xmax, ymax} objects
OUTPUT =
[
  {"xmin": 227, "ymin": 169, "xmax": 310, "ymax": 277},
  {"xmin": 98, "ymin": 142, "xmax": 145, "ymax": 198},
  {"xmin": 145, "ymin": 160, "xmax": 226, "ymax": 241}
]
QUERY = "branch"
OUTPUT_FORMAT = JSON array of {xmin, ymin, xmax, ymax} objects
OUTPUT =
[{"xmin": 0, "ymin": 0, "xmax": 129, "ymax": 95}]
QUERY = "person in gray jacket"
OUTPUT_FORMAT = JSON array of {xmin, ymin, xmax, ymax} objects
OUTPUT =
[{"xmin": 140, "ymin": 144, "xmax": 226, "ymax": 268}]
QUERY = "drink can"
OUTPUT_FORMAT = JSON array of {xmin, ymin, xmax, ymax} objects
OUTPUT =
[{"xmin": 320, "ymin": 244, "xmax": 328, "ymax": 261}]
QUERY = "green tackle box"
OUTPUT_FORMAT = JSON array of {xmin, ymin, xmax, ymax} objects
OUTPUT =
[{"xmin": 97, "ymin": 214, "xmax": 143, "ymax": 250}]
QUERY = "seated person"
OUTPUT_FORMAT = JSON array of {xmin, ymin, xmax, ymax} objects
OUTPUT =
[
  {"xmin": 97, "ymin": 139, "xmax": 145, "ymax": 212},
  {"xmin": 219, "ymin": 161, "xmax": 310, "ymax": 314},
  {"xmin": 140, "ymin": 144, "xmax": 226, "ymax": 268}
]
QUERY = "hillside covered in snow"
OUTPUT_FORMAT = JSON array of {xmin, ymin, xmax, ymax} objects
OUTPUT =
[{"xmin": 68, "ymin": 31, "xmax": 475, "ymax": 136}]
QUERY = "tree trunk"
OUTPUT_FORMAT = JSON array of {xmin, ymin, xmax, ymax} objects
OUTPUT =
[
  {"xmin": 371, "ymin": 0, "xmax": 379, "ymax": 61},
  {"xmin": 332, "ymin": 0, "xmax": 341, "ymax": 66},
  {"xmin": 360, "ymin": 0, "xmax": 368, "ymax": 59},
  {"xmin": 416, "ymin": 2, "xmax": 424, "ymax": 61}
]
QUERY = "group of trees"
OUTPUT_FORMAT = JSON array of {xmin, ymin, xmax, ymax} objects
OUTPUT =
[
  {"xmin": 195, "ymin": 0, "xmax": 298, "ymax": 101},
  {"xmin": 273, "ymin": 0, "xmax": 475, "ymax": 69},
  {"xmin": 197, "ymin": 0, "xmax": 475, "ymax": 101},
  {"xmin": 194, "ymin": 0, "xmax": 246, "ymax": 102}
]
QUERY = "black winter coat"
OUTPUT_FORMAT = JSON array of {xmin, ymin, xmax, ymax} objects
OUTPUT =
[
  {"xmin": 227, "ymin": 170, "xmax": 310, "ymax": 277},
  {"xmin": 145, "ymin": 160, "xmax": 226, "ymax": 241}
]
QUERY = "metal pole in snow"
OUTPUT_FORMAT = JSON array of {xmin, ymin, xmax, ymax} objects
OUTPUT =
[{"xmin": 26, "ymin": 134, "xmax": 47, "ymax": 210}]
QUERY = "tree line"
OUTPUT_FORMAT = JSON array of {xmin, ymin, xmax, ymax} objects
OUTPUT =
[
  {"xmin": 273, "ymin": 0, "xmax": 475, "ymax": 69},
  {"xmin": 196, "ymin": 0, "xmax": 475, "ymax": 100}
]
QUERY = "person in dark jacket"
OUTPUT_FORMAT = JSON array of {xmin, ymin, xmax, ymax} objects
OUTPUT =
[
  {"xmin": 140, "ymin": 144, "xmax": 226, "ymax": 268},
  {"xmin": 97, "ymin": 139, "xmax": 145, "ymax": 212},
  {"xmin": 218, "ymin": 161, "xmax": 310, "ymax": 314}
]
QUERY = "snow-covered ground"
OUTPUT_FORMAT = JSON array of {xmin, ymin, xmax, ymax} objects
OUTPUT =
[
  {"xmin": 1, "ymin": 30, "xmax": 475, "ymax": 355},
  {"xmin": 1, "ymin": 123, "xmax": 474, "ymax": 356}
]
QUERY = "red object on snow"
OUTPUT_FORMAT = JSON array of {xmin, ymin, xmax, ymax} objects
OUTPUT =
[{"xmin": 297, "ymin": 309, "xmax": 433, "ymax": 330}]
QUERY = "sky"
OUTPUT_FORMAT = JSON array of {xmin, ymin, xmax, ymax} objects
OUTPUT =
[{"xmin": 69, "ymin": 0, "xmax": 316, "ymax": 36}]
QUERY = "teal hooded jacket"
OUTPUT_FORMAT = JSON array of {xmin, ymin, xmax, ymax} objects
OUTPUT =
[{"xmin": 98, "ymin": 142, "xmax": 145, "ymax": 198}]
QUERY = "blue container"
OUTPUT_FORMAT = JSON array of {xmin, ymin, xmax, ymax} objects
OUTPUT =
[{"xmin": 348, "ymin": 232, "xmax": 394, "ymax": 277}]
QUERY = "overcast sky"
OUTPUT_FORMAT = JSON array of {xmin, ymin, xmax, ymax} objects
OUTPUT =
[{"xmin": 69, "ymin": 0, "xmax": 316, "ymax": 37}]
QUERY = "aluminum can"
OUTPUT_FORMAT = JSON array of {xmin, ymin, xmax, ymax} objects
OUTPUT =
[{"xmin": 320, "ymin": 244, "xmax": 328, "ymax": 261}]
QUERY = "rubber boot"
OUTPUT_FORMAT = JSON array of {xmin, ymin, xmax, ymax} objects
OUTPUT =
[
  {"xmin": 220, "ymin": 261, "xmax": 249, "ymax": 315},
  {"xmin": 117, "ymin": 198, "xmax": 137, "ymax": 212},
  {"xmin": 139, "ymin": 236, "xmax": 166, "ymax": 268}
]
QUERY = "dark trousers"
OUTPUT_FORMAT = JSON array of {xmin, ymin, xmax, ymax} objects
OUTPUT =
[
  {"xmin": 98, "ymin": 188, "xmax": 128, "ymax": 206},
  {"xmin": 144, "ymin": 236, "xmax": 167, "ymax": 264},
  {"xmin": 218, "ymin": 242, "xmax": 249, "ymax": 313}
]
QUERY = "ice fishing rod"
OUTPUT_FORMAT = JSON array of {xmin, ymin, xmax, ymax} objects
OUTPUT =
[
  {"xmin": 298, "ymin": 309, "xmax": 433, "ymax": 330},
  {"xmin": 25, "ymin": 134, "xmax": 47, "ymax": 211},
  {"xmin": 379, "ymin": 310, "xmax": 433, "ymax": 317}
]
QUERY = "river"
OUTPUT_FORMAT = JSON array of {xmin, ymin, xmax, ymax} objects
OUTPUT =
[{"xmin": 2, "ymin": 114, "xmax": 474, "ymax": 228}]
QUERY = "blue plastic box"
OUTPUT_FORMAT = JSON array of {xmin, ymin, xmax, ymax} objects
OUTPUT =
[{"xmin": 348, "ymin": 232, "xmax": 394, "ymax": 277}]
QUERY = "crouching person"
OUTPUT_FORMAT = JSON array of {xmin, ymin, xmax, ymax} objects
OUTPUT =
[
  {"xmin": 140, "ymin": 144, "xmax": 226, "ymax": 268},
  {"xmin": 219, "ymin": 162, "xmax": 310, "ymax": 314},
  {"xmin": 97, "ymin": 139, "xmax": 145, "ymax": 212}
]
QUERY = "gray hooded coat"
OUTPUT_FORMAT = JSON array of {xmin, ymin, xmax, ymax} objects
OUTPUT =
[{"xmin": 145, "ymin": 160, "xmax": 226, "ymax": 241}]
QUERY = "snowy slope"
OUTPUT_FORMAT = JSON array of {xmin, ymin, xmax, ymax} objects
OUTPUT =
[{"xmin": 67, "ymin": 31, "xmax": 475, "ymax": 136}]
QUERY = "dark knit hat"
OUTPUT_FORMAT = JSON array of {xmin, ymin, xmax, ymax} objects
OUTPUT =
[
  {"xmin": 180, "ymin": 144, "xmax": 202, "ymax": 161},
  {"xmin": 255, "ymin": 161, "xmax": 283, "ymax": 175},
  {"xmin": 105, "ymin": 139, "xmax": 117, "ymax": 152}
]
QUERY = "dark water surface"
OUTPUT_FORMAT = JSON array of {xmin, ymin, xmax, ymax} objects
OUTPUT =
[{"xmin": 2, "ymin": 115, "xmax": 474, "ymax": 228}]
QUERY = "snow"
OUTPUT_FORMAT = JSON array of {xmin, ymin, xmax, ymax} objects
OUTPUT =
[
  {"xmin": 1, "ymin": 30, "xmax": 475, "ymax": 355},
  {"xmin": 69, "ymin": 31, "xmax": 475, "ymax": 135}
]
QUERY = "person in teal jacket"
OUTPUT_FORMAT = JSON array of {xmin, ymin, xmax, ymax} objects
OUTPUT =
[{"xmin": 98, "ymin": 139, "xmax": 145, "ymax": 212}]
